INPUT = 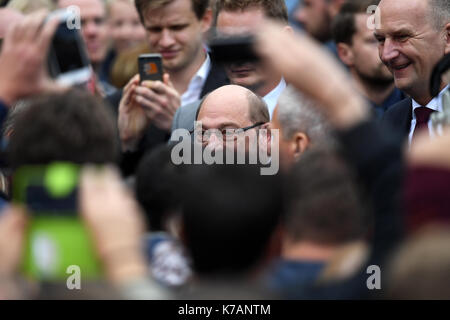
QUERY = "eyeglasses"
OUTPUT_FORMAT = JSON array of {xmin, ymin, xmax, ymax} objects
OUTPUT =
[{"xmin": 191, "ymin": 122, "xmax": 266, "ymax": 144}]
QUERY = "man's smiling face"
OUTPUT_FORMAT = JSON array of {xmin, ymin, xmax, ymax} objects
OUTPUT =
[{"xmin": 375, "ymin": 0, "xmax": 448, "ymax": 102}]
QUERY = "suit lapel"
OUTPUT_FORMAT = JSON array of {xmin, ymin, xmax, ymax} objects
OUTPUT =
[
  {"xmin": 200, "ymin": 61, "xmax": 229, "ymax": 98},
  {"xmin": 402, "ymin": 98, "xmax": 413, "ymax": 136}
]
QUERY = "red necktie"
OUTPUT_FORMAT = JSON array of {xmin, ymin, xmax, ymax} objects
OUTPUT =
[{"xmin": 412, "ymin": 107, "xmax": 435, "ymax": 143}]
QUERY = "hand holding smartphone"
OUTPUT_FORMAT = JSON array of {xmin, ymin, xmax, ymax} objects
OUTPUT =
[{"xmin": 13, "ymin": 163, "xmax": 102, "ymax": 281}]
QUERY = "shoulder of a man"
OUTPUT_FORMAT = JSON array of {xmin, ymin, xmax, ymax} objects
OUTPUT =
[
  {"xmin": 171, "ymin": 100, "xmax": 202, "ymax": 133},
  {"xmin": 381, "ymin": 97, "xmax": 412, "ymax": 124}
]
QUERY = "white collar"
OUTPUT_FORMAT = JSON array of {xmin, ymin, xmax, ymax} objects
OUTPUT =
[
  {"xmin": 412, "ymin": 85, "xmax": 450, "ymax": 118},
  {"xmin": 180, "ymin": 53, "xmax": 211, "ymax": 106},
  {"xmin": 194, "ymin": 53, "xmax": 211, "ymax": 83},
  {"xmin": 263, "ymin": 78, "xmax": 287, "ymax": 118}
]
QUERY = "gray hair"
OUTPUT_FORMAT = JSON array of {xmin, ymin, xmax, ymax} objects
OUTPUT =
[
  {"xmin": 276, "ymin": 85, "xmax": 332, "ymax": 146},
  {"xmin": 429, "ymin": 0, "xmax": 450, "ymax": 30}
]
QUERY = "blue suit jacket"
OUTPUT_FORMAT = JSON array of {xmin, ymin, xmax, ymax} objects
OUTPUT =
[{"xmin": 380, "ymin": 97, "xmax": 412, "ymax": 141}]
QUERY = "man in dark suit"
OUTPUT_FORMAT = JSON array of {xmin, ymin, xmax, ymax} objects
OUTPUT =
[
  {"xmin": 377, "ymin": 0, "xmax": 450, "ymax": 144},
  {"xmin": 171, "ymin": 0, "xmax": 290, "ymax": 133}
]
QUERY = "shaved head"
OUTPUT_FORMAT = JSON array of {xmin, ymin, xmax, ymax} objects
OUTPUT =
[{"xmin": 198, "ymin": 85, "xmax": 269, "ymax": 126}]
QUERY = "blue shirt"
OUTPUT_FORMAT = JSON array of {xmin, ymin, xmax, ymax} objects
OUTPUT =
[
  {"xmin": 266, "ymin": 259, "xmax": 325, "ymax": 294},
  {"xmin": 371, "ymin": 87, "xmax": 406, "ymax": 120}
]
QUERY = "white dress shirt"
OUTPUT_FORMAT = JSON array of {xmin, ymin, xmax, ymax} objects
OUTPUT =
[
  {"xmin": 180, "ymin": 54, "xmax": 211, "ymax": 107},
  {"xmin": 409, "ymin": 85, "xmax": 450, "ymax": 145},
  {"xmin": 263, "ymin": 78, "xmax": 287, "ymax": 119}
]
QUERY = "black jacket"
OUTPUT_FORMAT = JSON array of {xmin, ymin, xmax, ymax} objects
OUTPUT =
[{"xmin": 380, "ymin": 97, "xmax": 412, "ymax": 141}]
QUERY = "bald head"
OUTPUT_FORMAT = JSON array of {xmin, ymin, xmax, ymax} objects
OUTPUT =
[
  {"xmin": 195, "ymin": 85, "xmax": 272, "ymax": 159},
  {"xmin": 0, "ymin": 8, "xmax": 23, "ymax": 39},
  {"xmin": 198, "ymin": 85, "xmax": 269, "ymax": 128}
]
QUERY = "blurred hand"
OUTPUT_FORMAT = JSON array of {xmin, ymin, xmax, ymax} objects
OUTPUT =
[
  {"xmin": 0, "ymin": 10, "xmax": 60, "ymax": 106},
  {"xmin": 0, "ymin": 206, "xmax": 27, "ymax": 277},
  {"xmin": 254, "ymin": 21, "xmax": 369, "ymax": 129},
  {"xmin": 408, "ymin": 129, "xmax": 450, "ymax": 170},
  {"xmin": 79, "ymin": 165, "xmax": 148, "ymax": 285},
  {"xmin": 118, "ymin": 74, "xmax": 149, "ymax": 151},
  {"xmin": 118, "ymin": 74, "xmax": 180, "ymax": 151}
]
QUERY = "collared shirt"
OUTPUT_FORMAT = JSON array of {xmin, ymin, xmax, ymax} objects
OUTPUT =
[
  {"xmin": 180, "ymin": 54, "xmax": 211, "ymax": 107},
  {"xmin": 264, "ymin": 78, "xmax": 287, "ymax": 119},
  {"xmin": 409, "ymin": 85, "xmax": 450, "ymax": 145}
]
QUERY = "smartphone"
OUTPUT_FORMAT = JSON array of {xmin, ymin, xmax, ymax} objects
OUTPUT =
[
  {"xmin": 209, "ymin": 34, "xmax": 260, "ymax": 64},
  {"xmin": 138, "ymin": 54, "xmax": 164, "ymax": 83},
  {"xmin": 47, "ymin": 9, "xmax": 92, "ymax": 87},
  {"xmin": 12, "ymin": 163, "xmax": 102, "ymax": 281}
]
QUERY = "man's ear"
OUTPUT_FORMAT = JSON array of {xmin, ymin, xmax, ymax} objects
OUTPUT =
[
  {"xmin": 445, "ymin": 23, "xmax": 450, "ymax": 55},
  {"xmin": 259, "ymin": 122, "xmax": 272, "ymax": 156},
  {"xmin": 201, "ymin": 8, "xmax": 213, "ymax": 34},
  {"xmin": 291, "ymin": 132, "xmax": 310, "ymax": 160},
  {"xmin": 337, "ymin": 42, "xmax": 354, "ymax": 67}
]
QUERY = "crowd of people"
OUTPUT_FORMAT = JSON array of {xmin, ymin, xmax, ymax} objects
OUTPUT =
[{"xmin": 0, "ymin": 0, "xmax": 449, "ymax": 300}]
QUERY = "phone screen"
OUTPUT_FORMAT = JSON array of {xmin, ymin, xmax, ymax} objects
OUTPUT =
[
  {"xmin": 139, "ymin": 54, "xmax": 163, "ymax": 82},
  {"xmin": 13, "ymin": 163, "xmax": 102, "ymax": 281}
]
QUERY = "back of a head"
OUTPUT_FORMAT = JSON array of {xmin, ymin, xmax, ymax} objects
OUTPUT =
[
  {"xmin": 136, "ymin": 145, "xmax": 184, "ymax": 232},
  {"xmin": 277, "ymin": 85, "xmax": 333, "ymax": 147},
  {"xmin": 215, "ymin": 0, "xmax": 288, "ymax": 23},
  {"xmin": 8, "ymin": 89, "xmax": 119, "ymax": 168},
  {"xmin": 180, "ymin": 163, "xmax": 284, "ymax": 276},
  {"xmin": 284, "ymin": 147, "xmax": 367, "ymax": 245}
]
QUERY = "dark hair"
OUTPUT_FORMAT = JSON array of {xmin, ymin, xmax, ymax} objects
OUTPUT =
[
  {"xmin": 215, "ymin": 0, "xmax": 288, "ymax": 23},
  {"xmin": 180, "ymin": 162, "xmax": 284, "ymax": 275},
  {"xmin": 136, "ymin": 145, "xmax": 184, "ymax": 231},
  {"xmin": 332, "ymin": 0, "xmax": 380, "ymax": 45},
  {"xmin": 284, "ymin": 147, "xmax": 367, "ymax": 245},
  {"xmin": 135, "ymin": 0, "xmax": 210, "ymax": 24},
  {"xmin": 8, "ymin": 89, "xmax": 118, "ymax": 168}
]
